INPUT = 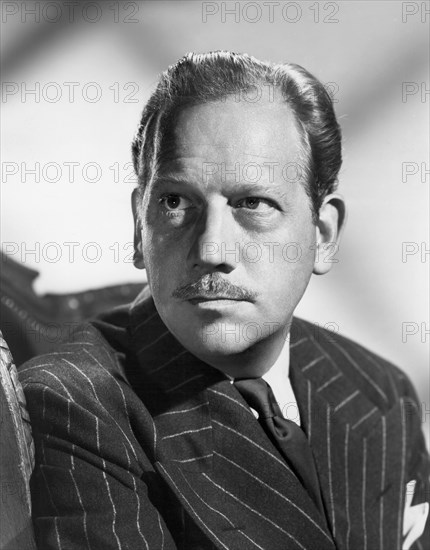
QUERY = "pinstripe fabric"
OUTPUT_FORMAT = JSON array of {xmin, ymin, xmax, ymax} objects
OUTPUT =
[
  {"xmin": 18, "ymin": 287, "xmax": 430, "ymax": 549},
  {"xmin": 289, "ymin": 319, "xmax": 430, "ymax": 550}
]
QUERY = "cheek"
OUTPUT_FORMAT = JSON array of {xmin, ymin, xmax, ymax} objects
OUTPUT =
[
  {"xmin": 282, "ymin": 225, "xmax": 317, "ymax": 280},
  {"xmin": 250, "ymin": 221, "xmax": 315, "ymax": 295},
  {"xmin": 143, "ymin": 231, "xmax": 186, "ymax": 293},
  {"xmin": 260, "ymin": 252, "xmax": 314, "ymax": 318},
  {"xmin": 258, "ymin": 245, "xmax": 314, "ymax": 288},
  {"xmin": 250, "ymin": 215, "xmax": 316, "ymax": 270}
]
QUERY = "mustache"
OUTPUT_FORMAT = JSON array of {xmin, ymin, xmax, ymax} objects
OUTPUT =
[{"xmin": 172, "ymin": 274, "xmax": 257, "ymax": 301}]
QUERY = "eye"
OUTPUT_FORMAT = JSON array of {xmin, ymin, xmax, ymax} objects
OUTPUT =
[
  {"xmin": 235, "ymin": 197, "xmax": 275, "ymax": 211},
  {"xmin": 159, "ymin": 194, "xmax": 193, "ymax": 211}
]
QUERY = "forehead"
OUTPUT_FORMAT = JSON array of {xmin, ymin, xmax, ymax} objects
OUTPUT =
[{"xmin": 157, "ymin": 97, "xmax": 304, "ymax": 180}]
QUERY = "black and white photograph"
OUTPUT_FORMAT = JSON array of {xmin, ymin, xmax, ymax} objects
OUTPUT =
[{"xmin": 1, "ymin": 1, "xmax": 429, "ymax": 549}]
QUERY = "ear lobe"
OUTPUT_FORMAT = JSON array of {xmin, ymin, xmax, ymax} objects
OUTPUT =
[
  {"xmin": 131, "ymin": 188, "xmax": 145, "ymax": 270},
  {"xmin": 313, "ymin": 194, "xmax": 346, "ymax": 275}
]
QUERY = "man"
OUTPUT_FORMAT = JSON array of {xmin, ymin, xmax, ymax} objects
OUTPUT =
[{"xmin": 19, "ymin": 51, "xmax": 429, "ymax": 549}]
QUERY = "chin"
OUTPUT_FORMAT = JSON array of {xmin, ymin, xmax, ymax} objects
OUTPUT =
[
  {"xmin": 195, "ymin": 334, "xmax": 254, "ymax": 359},
  {"xmin": 173, "ymin": 324, "xmax": 269, "ymax": 371}
]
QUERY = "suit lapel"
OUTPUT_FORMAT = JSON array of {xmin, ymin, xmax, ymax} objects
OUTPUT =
[
  {"xmin": 290, "ymin": 318, "xmax": 406, "ymax": 549},
  {"xmin": 128, "ymin": 286, "xmax": 220, "ymax": 470},
  {"xmin": 154, "ymin": 377, "xmax": 335, "ymax": 550},
  {"xmin": 128, "ymin": 293, "xmax": 335, "ymax": 549}
]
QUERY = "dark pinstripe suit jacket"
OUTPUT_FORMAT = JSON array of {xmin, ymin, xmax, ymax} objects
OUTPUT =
[{"xmin": 19, "ymin": 286, "xmax": 430, "ymax": 550}]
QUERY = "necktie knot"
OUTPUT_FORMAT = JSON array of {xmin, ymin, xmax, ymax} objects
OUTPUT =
[{"xmin": 234, "ymin": 377, "xmax": 280, "ymax": 419}]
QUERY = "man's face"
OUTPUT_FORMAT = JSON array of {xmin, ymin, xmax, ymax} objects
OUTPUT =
[{"xmin": 136, "ymin": 97, "xmax": 318, "ymax": 374}]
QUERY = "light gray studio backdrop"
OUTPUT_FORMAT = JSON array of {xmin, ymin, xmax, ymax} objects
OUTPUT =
[{"xmin": 1, "ymin": 1, "xmax": 429, "ymax": 443}]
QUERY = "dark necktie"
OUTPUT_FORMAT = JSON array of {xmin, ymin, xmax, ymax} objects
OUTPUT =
[{"xmin": 234, "ymin": 377, "xmax": 325, "ymax": 517}]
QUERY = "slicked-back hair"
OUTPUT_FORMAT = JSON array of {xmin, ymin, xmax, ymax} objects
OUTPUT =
[{"xmin": 131, "ymin": 51, "xmax": 342, "ymax": 222}]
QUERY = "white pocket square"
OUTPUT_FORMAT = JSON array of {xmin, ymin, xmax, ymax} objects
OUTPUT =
[{"xmin": 402, "ymin": 480, "xmax": 429, "ymax": 550}]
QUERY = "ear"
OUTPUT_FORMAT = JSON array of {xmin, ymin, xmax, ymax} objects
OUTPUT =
[
  {"xmin": 313, "ymin": 193, "xmax": 346, "ymax": 275},
  {"xmin": 131, "ymin": 187, "xmax": 145, "ymax": 270}
]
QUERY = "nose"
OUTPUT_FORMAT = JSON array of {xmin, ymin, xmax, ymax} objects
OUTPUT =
[{"xmin": 188, "ymin": 200, "xmax": 239, "ymax": 274}]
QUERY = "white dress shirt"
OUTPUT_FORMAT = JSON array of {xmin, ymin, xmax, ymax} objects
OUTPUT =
[{"xmin": 262, "ymin": 334, "xmax": 301, "ymax": 425}]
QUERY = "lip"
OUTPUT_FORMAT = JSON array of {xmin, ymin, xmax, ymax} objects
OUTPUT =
[{"xmin": 187, "ymin": 297, "xmax": 248, "ymax": 306}]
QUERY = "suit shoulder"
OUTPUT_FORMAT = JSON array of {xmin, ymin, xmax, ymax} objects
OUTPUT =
[
  {"xmin": 18, "ymin": 321, "xmax": 124, "ymax": 397},
  {"xmin": 293, "ymin": 317, "xmax": 418, "ymax": 408}
]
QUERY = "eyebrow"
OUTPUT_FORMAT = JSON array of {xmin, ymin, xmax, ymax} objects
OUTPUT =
[
  {"xmin": 152, "ymin": 172, "xmax": 193, "ymax": 186},
  {"xmin": 232, "ymin": 183, "xmax": 289, "ymax": 200}
]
